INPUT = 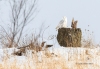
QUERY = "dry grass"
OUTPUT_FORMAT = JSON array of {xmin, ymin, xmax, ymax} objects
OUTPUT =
[
  {"xmin": 82, "ymin": 29, "xmax": 96, "ymax": 48},
  {"xmin": 0, "ymin": 51, "xmax": 68, "ymax": 69},
  {"xmin": 0, "ymin": 27, "xmax": 100, "ymax": 69},
  {"xmin": 0, "ymin": 46, "xmax": 100, "ymax": 69}
]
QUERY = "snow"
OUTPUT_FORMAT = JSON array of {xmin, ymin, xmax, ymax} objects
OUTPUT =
[{"xmin": 0, "ymin": 46, "xmax": 100, "ymax": 69}]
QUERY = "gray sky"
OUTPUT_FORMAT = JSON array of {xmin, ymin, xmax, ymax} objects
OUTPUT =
[
  {"xmin": 37, "ymin": 0, "xmax": 100, "ymax": 44},
  {"xmin": 0, "ymin": 0, "xmax": 100, "ymax": 44}
]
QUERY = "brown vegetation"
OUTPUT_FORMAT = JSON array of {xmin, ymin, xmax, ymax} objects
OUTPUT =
[{"xmin": 71, "ymin": 18, "xmax": 78, "ymax": 29}]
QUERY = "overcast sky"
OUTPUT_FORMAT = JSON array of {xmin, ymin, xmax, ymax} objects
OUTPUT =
[
  {"xmin": 0, "ymin": 0, "xmax": 100, "ymax": 44},
  {"xmin": 37, "ymin": 0, "xmax": 100, "ymax": 44}
]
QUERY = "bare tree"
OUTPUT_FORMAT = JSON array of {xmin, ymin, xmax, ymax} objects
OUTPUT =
[{"xmin": 0, "ymin": 0, "xmax": 38, "ymax": 48}]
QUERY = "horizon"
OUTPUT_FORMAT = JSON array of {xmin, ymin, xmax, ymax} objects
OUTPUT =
[{"xmin": 0, "ymin": 0, "xmax": 100, "ymax": 45}]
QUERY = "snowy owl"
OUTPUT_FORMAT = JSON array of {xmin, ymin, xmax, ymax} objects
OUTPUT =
[{"xmin": 56, "ymin": 16, "xmax": 67, "ymax": 31}]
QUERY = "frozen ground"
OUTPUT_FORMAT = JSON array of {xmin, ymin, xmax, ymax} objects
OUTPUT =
[{"xmin": 0, "ymin": 46, "xmax": 100, "ymax": 69}]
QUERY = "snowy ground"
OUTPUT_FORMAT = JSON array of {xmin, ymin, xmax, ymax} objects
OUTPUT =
[{"xmin": 0, "ymin": 46, "xmax": 100, "ymax": 69}]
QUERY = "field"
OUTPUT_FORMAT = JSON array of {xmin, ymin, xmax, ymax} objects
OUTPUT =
[
  {"xmin": 0, "ymin": 46, "xmax": 100, "ymax": 69},
  {"xmin": 0, "ymin": 0, "xmax": 99, "ymax": 69}
]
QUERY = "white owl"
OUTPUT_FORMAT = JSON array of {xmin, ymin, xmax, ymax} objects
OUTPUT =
[{"xmin": 56, "ymin": 16, "xmax": 67, "ymax": 30}]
